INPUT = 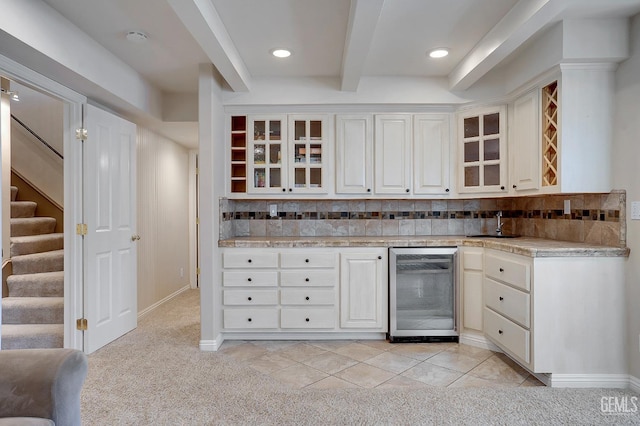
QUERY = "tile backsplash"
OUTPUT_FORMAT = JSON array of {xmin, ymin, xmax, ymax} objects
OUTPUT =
[{"xmin": 220, "ymin": 190, "xmax": 626, "ymax": 247}]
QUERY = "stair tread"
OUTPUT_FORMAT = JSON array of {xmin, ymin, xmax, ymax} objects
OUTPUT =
[
  {"xmin": 10, "ymin": 217, "xmax": 57, "ymax": 237},
  {"xmin": 11, "ymin": 233, "xmax": 64, "ymax": 243},
  {"xmin": 12, "ymin": 249, "xmax": 64, "ymax": 260},
  {"xmin": 1, "ymin": 324, "xmax": 64, "ymax": 349},
  {"xmin": 7, "ymin": 270, "xmax": 64, "ymax": 281},
  {"xmin": 3, "ymin": 296, "xmax": 64, "ymax": 306}
]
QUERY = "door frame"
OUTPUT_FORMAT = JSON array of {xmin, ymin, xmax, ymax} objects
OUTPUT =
[{"xmin": 0, "ymin": 53, "xmax": 86, "ymax": 350}]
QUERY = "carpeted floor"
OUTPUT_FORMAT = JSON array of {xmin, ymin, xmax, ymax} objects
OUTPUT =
[{"xmin": 80, "ymin": 289, "xmax": 640, "ymax": 425}]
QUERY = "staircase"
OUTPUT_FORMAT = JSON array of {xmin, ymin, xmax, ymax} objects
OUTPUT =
[{"xmin": 2, "ymin": 185, "xmax": 64, "ymax": 349}]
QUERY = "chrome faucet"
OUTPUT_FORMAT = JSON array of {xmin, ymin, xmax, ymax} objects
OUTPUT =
[{"xmin": 496, "ymin": 211, "xmax": 503, "ymax": 236}]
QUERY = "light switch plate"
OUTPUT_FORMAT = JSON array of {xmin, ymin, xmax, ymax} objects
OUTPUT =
[
  {"xmin": 632, "ymin": 202, "xmax": 640, "ymax": 220},
  {"xmin": 269, "ymin": 204, "xmax": 278, "ymax": 217},
  {"xmin": 563, "ymin": 199, "xmax": 571, "ymax": 215}
]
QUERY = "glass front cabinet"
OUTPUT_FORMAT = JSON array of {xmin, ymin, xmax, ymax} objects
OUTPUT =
[{"xmin": 242, "ymin": 114, "xmax": 328, "ymax": 194}]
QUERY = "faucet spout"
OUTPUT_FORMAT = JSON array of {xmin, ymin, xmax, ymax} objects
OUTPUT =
[{"xmin": 496, "ymin": 211, "xmax": 503, "ymax": 236}]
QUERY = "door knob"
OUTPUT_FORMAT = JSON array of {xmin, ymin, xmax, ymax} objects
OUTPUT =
[{"xmin": 131, "ymin": 234, "xmax": 141, "ymax": 241}]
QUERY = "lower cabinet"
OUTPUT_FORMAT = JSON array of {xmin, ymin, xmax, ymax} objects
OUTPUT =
[
  {"xmin": 221, "ymin": 247, "xmax": 387, "ymax": 334},
  {"xmin": 460, "ymin": 247, "xmax": 484, "ymax": 334}
]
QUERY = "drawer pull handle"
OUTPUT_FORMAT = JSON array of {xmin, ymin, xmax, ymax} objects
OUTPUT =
[
  {"xmin": 305, "ymin": 259, "xmax": 310, "ymax": 263},
  {"xmin": 378, "ymin": 256, "xmax": 382, "ymax": 260},
  {"xmin": 305, "ymin": 318, "xmax": 310, "ymax": 322},
  {"xmin": 247, "ymin": 278, "xmax": 252, "ymax": 282},
  {"xmin": 247, "ymin": 318, "xmax": 252, "ymax": 322},
  {"xmin": 499, "ymin": 267, "xmax": 504, "ymax": 272},
  {"xmin": 499, "ymin": 296, "xmax": 504, "ymax": 301},
  {"xmin": 305, "ymin": 296, "xmax": 310, "ymax": 301},
  {"xmin": 305, "ymin": 278, "xmax": 310, "ymax": 282},
  {"xmin": 248, "ymin": 259, "xmax": 252, "ymax": 263},
  {"xmin": 247, "ymin": 297, "xmax": 252, "ymax": 301},
  {"xmin": 498, "ymin": 329, "xmax": 503, "ymax": 334}
]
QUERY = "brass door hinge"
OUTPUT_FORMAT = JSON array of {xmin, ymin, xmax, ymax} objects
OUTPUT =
[
  {"xmin": 196, "ymin": 268, "xmax": 201, "ymax": 275},
  {"xmin": 196, "ymin": 217, "xmax": 200, "ymax": 225},
  {"xmin": 76, "ymin": 318, "xmax": 88, "ymax": 331},
  {"xmin": 75, "ymin": 128, "xmax": 88, "ymax": 140},
  {"xmin": 76, "ymin": 224, "xmax": 88, "ymax": 236}
]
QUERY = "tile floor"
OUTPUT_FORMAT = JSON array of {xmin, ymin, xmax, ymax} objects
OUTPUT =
[{"xmin": 218, "ymin": 340, "xmax": 545, "ymax": 389}]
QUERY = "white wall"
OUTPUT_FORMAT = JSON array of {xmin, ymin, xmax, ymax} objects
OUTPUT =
[
  {"xmin": 612, "ymin": 12, "xmax": 640, "ymax": 380},
  {"xmin": 137, "ymin": 127, "xmax": 191, "ymax": 313}
]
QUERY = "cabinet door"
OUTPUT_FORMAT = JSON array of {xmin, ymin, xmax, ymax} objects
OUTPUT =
[
  {"xmin": 458, "ymin": 106, "xmax": 507, "ymax": 194},
  {"xmin": 510, "ymin": 90, "xmax": 540, "ymax": 192},
  {"xmin": 248, "ymin": 115, "xmax": 288, "ymax": 194},
  {"xmin": 374, "ymin": 114, "xmax": 412, "ymax": 194},
  {"xmin": 413, "ymin": 114, "xmax": 451, "ymax": 194},
  {"xmin": 461, "ymin": 248, "xmax": 484, "ymax": 333},
  {"xmin": 340, "ymin": 251, "xmax": 387, "ymax": 330},
  {"xmin": 288, "ymin": 115, "xmax": 328, "ymax": 194},
  {"xmin": 336, "ymin": 114, "xmax": 373, "ymax": 194}
]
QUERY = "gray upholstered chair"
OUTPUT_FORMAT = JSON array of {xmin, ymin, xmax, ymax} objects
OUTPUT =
[{"xmin": 0, "ymin": 348, "xmax": 88, "ymax": 426}]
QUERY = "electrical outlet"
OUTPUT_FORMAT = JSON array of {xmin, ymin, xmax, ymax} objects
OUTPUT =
[
  {"xmin": 269, "ymin": 204, "xmax": 278, "ymax": 217},
  {"xmin": 179, "ymin": 267, "xmax": 184, "ymax": 278},
  {"xmin": 563, "ymin": 199, "xmax": 571, "ymax": 215}
]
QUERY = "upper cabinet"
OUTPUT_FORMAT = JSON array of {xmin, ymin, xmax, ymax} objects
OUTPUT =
[
  {"xmin": 288, "ymin": 115, "xmax": 329, "ymax": 194},
  {"xmin": 509, "ymin": 89, "xmax": 540, "ymax": 192},
  {"xmin": 458, "ymin": 106, "xmax": 507, "ymax": 194},
  {"xmin": 413, "ymin": 114, "xmax": 451, "ymax": 195},
  {"xmin": 248, "ymin": 115, "xmax": 287, "ymax": 194},
  {"xmin": 335, "ymin": 114, "xmax": 373, "ymax": 194},
  {"xmin": 374, "ymin": 114, "xmax": 413, "ymax": 194}
]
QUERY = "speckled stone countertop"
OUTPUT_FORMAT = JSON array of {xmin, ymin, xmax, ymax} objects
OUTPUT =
[{"xmin": 219, "ymin": 236, "xmax": 630, "ymax": 258}]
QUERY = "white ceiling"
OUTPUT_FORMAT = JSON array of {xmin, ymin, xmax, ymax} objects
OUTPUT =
[{"xmin": 34, "ymin": 0, "xmax": 640, "ymax": 147}]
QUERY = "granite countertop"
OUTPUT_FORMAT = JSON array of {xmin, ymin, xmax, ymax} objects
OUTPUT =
[{"xmin": 218, "ymin": 235, "xmax": 630, "ymax": 258}]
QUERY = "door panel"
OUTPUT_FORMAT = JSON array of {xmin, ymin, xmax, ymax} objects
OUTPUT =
[{"xmin": 84, "ymin": 104, "xmax": 137, "ymax": 353}]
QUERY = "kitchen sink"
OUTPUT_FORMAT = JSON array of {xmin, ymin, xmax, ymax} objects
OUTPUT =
[{"xmin": 466, "ymin": 234, "xmax": 521, "ymax": 239}]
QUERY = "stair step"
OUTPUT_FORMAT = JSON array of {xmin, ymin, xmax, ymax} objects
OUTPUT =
[
  {"xmin": 10, "ymin": 217, "xmax": 56, "ymax": 237},
  {"xmin": 11, "ymin": 233, "xmax": 64, "ymax": 256},
  {"xmin": 11, "ymin": 249, "xmax": 63, "ymax": 275},
  {"xmin": 11, "ymin": 201, "xmax": 37, "ymax": 218},
  {"xmin": 0, "ymin": 324, "xmax": 64, "ymax": 349},
  {"xmin": 2, "ymin": 297, "xmax": 64, "ymax": 324},
  {"xmin": 7, "ymin": 271, "xmax": 64, "ymax": 297},
  {"xmin": 11, "ymin": 185, "xmax": 17, "ymax": 202}
]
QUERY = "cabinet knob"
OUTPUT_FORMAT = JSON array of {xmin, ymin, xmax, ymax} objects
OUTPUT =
[
  {"xmin": 367, "ymin": 188, "xmax": 371, "ymax": 192},
  {"xmin": 500, "ymin": 186, "xmax": 505, "ymax": 190},
  {"xmin": 282, "ymin": 188, "xmax": 286, "ymax": 192},
  {"xmin": 378, "ymin": 256, "xmax": 382, "ymax": 260},
  {"xmin": 305, "ymin": 278, "xmax": 310, "ymax": 282},
  {"xmin": 445, "ymin": 188, "xmax": 450, "ymax": 192},
  {"xmin": 289, "ymin": 188, "xmax": 292, "ymax": 192},
  {"xmin": 247, "ymin": 278, "xmax": 252, "ymax": 282},
  {"xmin": 406, "ymin": 188, "xmax": 410, "ymax": 193},
  {"xmin": 305, "ymin": 259, "xmax": 310, "ymax": 263},
  {"xmin": 499, "ymin": 267, "xmax": 504, "ymax": 272},
  {"xmin": 513, "ymin": 184, "xmax": 517, "ymax": 189},
  {"xmin": 498, "ymin": 329, "xmax": 503, "ymax": 334},
  {"xmin": 499, "ymin": 296, "xmax": 504, "ymax": 301},
  {"xmin": 305, "ymin": 296, "xmax": 310, "ymax": 301},
  {"xmin": 305, "ymin": 318, "xmax": 310, "ymax": 322},
  {"xmin": 248, "ymin": 318, "xmax": 252, "ymax": 322},
  {"xmin": 248, "ymin": 297, "xmax": 252, "ymax": 301},
  {"xmin": 248, "ymin": 259, "xmax": 252, "ymax": 263}
]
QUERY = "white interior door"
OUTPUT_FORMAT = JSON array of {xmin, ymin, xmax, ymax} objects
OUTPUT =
[{"xmin": 83, "ymin": 104, "xmax": 137, "ymax": 353}]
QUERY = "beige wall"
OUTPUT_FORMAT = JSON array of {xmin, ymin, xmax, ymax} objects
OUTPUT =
[
  {"xmin": 137, "ymin": 126, "xmax": 191, "ymax": 314},
  {"xmin": 612, "ymin": 12, "xmax": 640, "ymax": 380}
]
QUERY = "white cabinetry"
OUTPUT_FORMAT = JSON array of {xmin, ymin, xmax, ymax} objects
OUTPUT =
[
  {"xmin": 509, "ymin": 89, "xmax": 540, "ymax": 192},
  {"xmin": 340, "ymin": 249, "xmax": 387, "ymax": 330},
  {"xmin": 413, "ymin": 114, "xmax": 451, "ymax": 194},
  {"xmin": 335, "ymin": 114, "xmax": 373, "ymax": 194},
  {"xmin": 374, "ymin": 114, "xmax": 412, "ymax": 194},
  {"xmin": 482, "ymin": 249, "xmax": 626, "ymax": 386},
  {"xmin": 458, "ymin": 106, "xmax": 507, "ymax": 194},
  {"xmin": 460, "ymin": 247, "xmax": 484, "ymax": 335}
]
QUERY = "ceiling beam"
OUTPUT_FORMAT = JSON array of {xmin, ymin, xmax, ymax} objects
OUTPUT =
[
  {"xmin": 340, "ymin": 0, "xmax": 385, "ymax": 92},
  {"xmin": 167, "ymin": 0, "xmax": 251, "ymax": 92},
  {"xmin": 449, "ymin": 0, "xmax": 573, "ymax": 91}
]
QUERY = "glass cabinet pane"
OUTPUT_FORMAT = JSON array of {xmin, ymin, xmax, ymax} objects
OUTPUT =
[
  {"xmin": 464, "ymin": 141, "xmax": 479, "ymax": 163},
  {"xmin": 310, "ymin": 144, "xmax": 322, "ymax": 164},
  {"xmin": 294, "ymin": 168, "xmax": 306, "ymax": 187},
  {"xmin": 464, "ymin": 117, "xmax": 479, "ymax": 138},
  {"xmin": 269, "ymin": 144, "xmax": 281, "ymax": 164},
  {"xmin": 269, "ymin": 121, "xmax": 281, "ymax": 140},
  {"xmin": 253, "ymin": 144, "xmax": 265, "ymax": 164},
  {"xmin": 294, "ymin": 121, "xmax": 306, "ymax": 140},
  {"xmin": 254, "ymin": 168, "xmax": 266, "ymax": 188},
  {"xmin": 310, "ymin": 121, "xmax": 322, "ymax": 139},
  {"xmin": 294, "ymin": 144, "xmax": 306, "ymax": 163},
  {"xmin": 269, "ymin": 169, "xmax": 281, "ymax": 188},
  {"xmin": 484, "ymin": 139, "xmax": 500, "ymax": 161},
  {"xmin": 310, "ymin": 169, "xmax": 322, "ymax": 188},
  {"xmin": 484, "ymin": 165, "xmax": 500, "ymax": 185},
  {"xmin": 254, "ymin": 121, "xmax": 266, "ymax": 140},
  {"xmin": 483, "ymin": 113, "xmax": 499, "ymax": 135},
  {"xmin": 464, "ymin": 166, "xmax": 480, "ymax": 187}
]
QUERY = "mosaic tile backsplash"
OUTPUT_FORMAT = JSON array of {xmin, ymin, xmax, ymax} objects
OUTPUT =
[{"xmin": 220, "ymin": 191, "xmax": 626, "ymax": 248}]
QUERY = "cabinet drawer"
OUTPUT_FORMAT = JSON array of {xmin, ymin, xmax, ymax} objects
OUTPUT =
[
  {"xmin": 223, "ymin": 252, "xmax": 278, "ymax": 268},
  {"xmin": 223, "ymin": 271, "xmax": 278, "ymax": 287},
  {"xmin": 485, "ymin": 253, "xmax": 530, "ymax": 291},
  {"xmin": 223, "ymin": 309, "xmax": 279, "ymax": 329},
  {"xmin": 280, "ymin": 253, "xmax": 337, "ymax": 269},
  {"xmin": 484, "ymin": 278, "xmax": 530, "ymax": 328},
  {"xmin": 280, "ymin": 289, "xmax": 335, "ymax": 306},
  {"xmin": 280, "ymin": 308, "xmax": 335, "ymax": 329},
  {"xmin": 484, "ymin": 308, "xmax": 530, "ymax": 364},
  {"xmin": 280, "ymin": 270, "xmax": 337, "ymax": 287},
  {"xmin": 223, "ymin": 290, "xmax": 278, "ymax": 306}
]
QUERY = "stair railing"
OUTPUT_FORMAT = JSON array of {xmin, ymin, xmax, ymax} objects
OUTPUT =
[{"xmin": 10, "ymin": 114, "xmax": 63, "ymax": 160}]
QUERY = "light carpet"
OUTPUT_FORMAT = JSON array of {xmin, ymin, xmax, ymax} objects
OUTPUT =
[{"xmin": 81, "ymin": 289, "xmax": 640, "ymax": 425}]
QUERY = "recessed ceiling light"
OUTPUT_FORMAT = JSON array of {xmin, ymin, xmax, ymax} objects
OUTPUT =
[
  {"xmin": 126, "ymin": 31, "xmax": 148, "ymax": 43},
  {"xmin": 271, "ymin": 48, "xmax": 292, "ymax": 58},
  {"xmin": 428, "ymin": 48, "xmax": 449, "ymax": 59}
]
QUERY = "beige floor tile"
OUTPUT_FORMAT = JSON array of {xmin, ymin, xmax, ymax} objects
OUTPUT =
[
  {"xmin": 306, "ymin": 376, "xmax": 361, "ymax": 389},
  {"xmin": 364, "ymin": 351, "xmax": 420, "ymax": 374},
  {"xmin": 426, "ymin": 350, "xmax": 486, "ymax": 373},
  {"xmin": 219, "ymin": 343, "xmax": 268, "ymax": 362},
  {"xmin": 334, "ymin": 342, "xmax": 384, "ymax": 362},
  {"xmin": 218, "ymin": 340, "xmax": 248, "ymax": 350},
  {"xmin": 401, "ymin": 362, "xmax": 463, "ymax": 387},
  {"xmin": 448, "ymin": 374, "xmax": 520, "ymax": 388},
  {"xmin": 467, "ymin": 354, "xmax": 528, "ymax": 384},
  {"xmin": 449, "ymin": 344, "xmax": 495, "ymax": 360},
  {"xmin": 268, "ymin": 364, "xmax": 328, "ymax": 388},
  {"xmin": 251, "ymin": 340, "xmax": 301, "ymax": 351},
  {"xmin": 357, "ymin": 340, "xmax": 395, "ymax": 351},
  {"xmin": 275, "ymin": 343, "xmax": 328, "ymax": 362},
  {"xmin": 302, "ymin": 352, "xmax": 358, "ymax": 374},
  {"xmin": 376, "ymin": 375, "xmax": 428, "ymax": 389},
  {"xmin": 247, "ymin": 353, "xmax": 298, "ymax": 374},
  {"xmin": 388, "ymin": 343, "xmax": 446, "ymax": 361},
  {"xmin": 308, "ymin": 340, "xmax": 354, "ymax": 352},
  {"xmin": 334, "ymin": 363, "xmax": 397, "ymax": 388},
  {"xmin": 519, "ymin": 375, "xmax": 546, "ymax": 387}
]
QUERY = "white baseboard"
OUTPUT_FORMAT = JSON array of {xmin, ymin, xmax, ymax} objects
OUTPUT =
[
  {"xmin": 629, "ymin": 375, "xmax": 640, "ymax": 393},
  {"xmin": 459, "ymin": 332, "xmax": 501, "ymax": 352},
  {"xmin": 548, "ymin": 374, "xmax": 630, "ymax": 389},
  {"xmin": 200, "ymin": 334, "xmax": 224, "ymax": 352},
  {"xmin": 220, "ymin": 331, "xmax": 387, "ymax": 341},
  {"xmin": 137, "ymin": 285, "xmax": 191, "ymax": 320}
]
